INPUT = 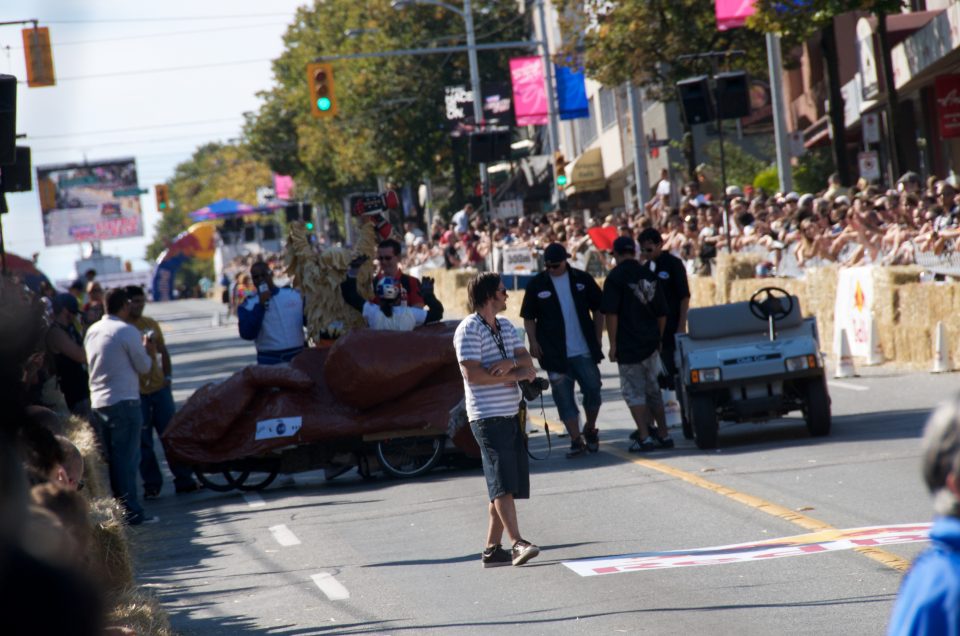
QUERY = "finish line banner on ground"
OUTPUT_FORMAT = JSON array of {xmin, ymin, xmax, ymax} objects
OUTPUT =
[{"xmin": 562, "ymin": 523, "xmax": 931, "ymax": 577}]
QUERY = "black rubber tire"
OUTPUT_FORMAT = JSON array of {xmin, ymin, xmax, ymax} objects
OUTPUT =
[
  {"xmin": 194, "ymin": 470, "xmax": 237, "ymax": 492},
  {"xmin": 231, "ymin": 470, "xmax": 279, "ymax": 492},
  {"xmin": 690, "ymin": 394, "xmax": 719, "ymax": 450},
  {"xmin": 803, "ymin": 377, "xmax": 832, "ymax": 437},
  {"xmin": 376, "ymin": 436, "xmax": 445, "ymax": 479},
  {"xmin": 678, "ymin": 386, "xmax": 694, "ymax": 440}
]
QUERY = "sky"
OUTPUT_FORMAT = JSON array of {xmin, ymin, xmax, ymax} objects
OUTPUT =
[{"xmin": 1, "ymin": 0, "xmax": 308, "ymax": 283}]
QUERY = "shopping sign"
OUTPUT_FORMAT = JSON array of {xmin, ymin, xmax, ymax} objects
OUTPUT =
[
  {"xmin": 935, "ymin": 74, "xmax": 960, "ymax": 138},
  {"xmin": 562, "ymin": 523, "xmax": 931, "ymax": 577}
]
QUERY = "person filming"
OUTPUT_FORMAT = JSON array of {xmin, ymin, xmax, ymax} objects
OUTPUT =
[{"xmin": 453, "ymin": 272, "xmax": 541, "ymax": 568}]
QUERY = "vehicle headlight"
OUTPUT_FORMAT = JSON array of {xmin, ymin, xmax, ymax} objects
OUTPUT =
[
  {"xmin": 784, "ymin": 355, "xmax": 819, "ymax": 372},
  {"xmin": 691, "ymin": 368, "xmax": 721, "ymax": 383}
]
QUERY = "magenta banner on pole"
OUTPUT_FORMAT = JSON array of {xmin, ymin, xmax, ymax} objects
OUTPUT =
[
  {"xmin": 715, "ymin": 0, "xmax": 755, "ymax": 30},
  {"xmin": 510, "ymin": 56, "xmax": 548, "ymax": 126}
]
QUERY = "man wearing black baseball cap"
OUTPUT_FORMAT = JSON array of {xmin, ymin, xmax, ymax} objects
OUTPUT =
[
  {"xmin": 520, "ymin": 243, "xmax": 604, "ymax": 456},
  {"xmin": 46, "ymin": 293, "xmax": 90, "ymax": 417},
  {"xmin": 601, "ymin": 236, "xmax": 675, "ymax": 452}
]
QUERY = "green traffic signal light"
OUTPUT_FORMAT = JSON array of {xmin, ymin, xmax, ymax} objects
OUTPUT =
[
  {"xmin": 317, "ymin": 97, "xmax": 331, "ymax": 112},
  {"xmin": 556, "ymin": 174, "xmax": 568, "ymax": 186},
  {"xmin": 305, "ymin": 221, "xmax": 315, "ymax": 231}
]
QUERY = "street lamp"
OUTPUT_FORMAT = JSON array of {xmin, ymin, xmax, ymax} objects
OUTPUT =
[{"xmin": 391, "ymin": 0, "xmax": 490, "ymax": 215}]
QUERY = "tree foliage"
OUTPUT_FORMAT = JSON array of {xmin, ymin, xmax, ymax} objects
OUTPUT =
[
  {"xmin": 554, "ymin": 0, "xmax": 772, "ymax": 100},
  {"xmin": 748, "ymin": 0, "xmax": 904, "ymax": 40},
  {"xmin": 146, "ymin": 142, "xmax": 272, "ymax": 260},
  {"xmin": 243, "ymin": 0, "xmax": 526, "ymax": 215}
]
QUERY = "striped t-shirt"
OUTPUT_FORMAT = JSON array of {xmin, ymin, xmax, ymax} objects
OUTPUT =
[{"xmin": 454, "ymin": 314, "xmax": 522, "ymax": 421}]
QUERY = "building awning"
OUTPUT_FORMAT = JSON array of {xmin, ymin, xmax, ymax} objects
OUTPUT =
[{"xmin": 565, "ymin": 147, "xmax": 606, "ymax": 194}]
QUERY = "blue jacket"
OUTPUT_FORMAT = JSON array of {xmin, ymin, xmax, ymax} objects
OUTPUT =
[{"xmin": 888, "ymin": 516, "xmax": 960, "ymax": 635}]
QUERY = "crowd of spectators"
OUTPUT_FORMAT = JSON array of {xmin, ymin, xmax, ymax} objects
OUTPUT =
[
  {"xmin": 1, "ymin": 272, "xmax": 173, "ymax": 635},
  {"xmin": 397, "ymin": 171, "xmax": 960, "ymax": 279}
]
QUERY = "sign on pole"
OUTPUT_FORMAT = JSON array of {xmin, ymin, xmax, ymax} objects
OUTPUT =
[
  {"xmin": 502, "ymin": 246, "xmax": 537, "ymax": 274},
  {"xmin": 862, "ymin": 112, "xmax": 881, "ymax": 144},
  {"xmin": 857, "ymin": 151, "xmax": 880, "ymax": 181}
]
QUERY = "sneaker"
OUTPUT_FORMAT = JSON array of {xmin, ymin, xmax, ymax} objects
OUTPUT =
[
  {"xmin": 143, "ymin": 487, "xmax": 161, "ymax": 500},
  {"xmin": 629, "ymin": 429, "xmax": 641, "ymax": 441},
  {"xmin": 583, "ymin": 428, "xmax": 599, "ymax": 452},
  {"xmin": 481, "ymin": 544, "xmax": 512, "ymax": 568},
  {"xmin": 565, "ymin": 437, "xmax": 587, "ymax": 458},
  {"xmin": 629, "ymin": 437, "xmax": 657, "ymax": 453},
  {"xmin": 656, "ymin": 435, "xmax": 675, "ymax": 449},
  {"xmin": 511, "ymin": 539, "xmax": 540, "ymax": 566}
]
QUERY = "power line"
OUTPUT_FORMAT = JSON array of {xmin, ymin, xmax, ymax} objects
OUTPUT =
[
  {"xmin": 4, "ymin": 23, "xmax": 290, "ymax": 49},
  {"xmin": 57, "ymin": 57, "xmax": 272, "ymax": 81},
  {"xmin": 28, "ymin": 117, "xmax": 245, "ymax": 140},
  {"xmin": 31, "ymin": 130, "xmax": 242, "ymax": 152},
  {"xmin": 41, "ymin": 13, "xmax": 298, "ymax": 24}
]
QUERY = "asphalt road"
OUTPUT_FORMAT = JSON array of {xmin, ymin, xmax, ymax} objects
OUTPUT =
[{"xmin": 130, "ymin": 298, "xmax": 955, "ymax": 635}]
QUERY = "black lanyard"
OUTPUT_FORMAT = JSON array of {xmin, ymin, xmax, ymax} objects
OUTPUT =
[{"xmin": 475, "ymin": 314, "xmax": 507, "ymax": 360}]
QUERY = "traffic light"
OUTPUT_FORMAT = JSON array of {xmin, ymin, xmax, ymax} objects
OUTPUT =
[
  {"xmin": 22, "ymin": 27, "xmax": 55, "ymax": 88},
  {"xmin": 155, "ymin": 184, "xmax": 170, "ymax": 212},
  {"xmin": 306, "ymin": 62, "xmax": 338, "ymax": 118},
  {"xmin": 554, "ymin": 152, "xmax": 568, "ymax": 188}
]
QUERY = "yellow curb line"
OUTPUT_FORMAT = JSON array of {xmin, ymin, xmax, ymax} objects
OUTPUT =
[{"xmin": 527, "ymin": 415, "xmax": 911, "ymax": 572}]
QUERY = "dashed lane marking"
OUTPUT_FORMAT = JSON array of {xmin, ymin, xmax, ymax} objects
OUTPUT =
[
  {"xmin": 243, "ymin": 493, "xmax": 265, "ymax": 508},
  {"xmin": 311, "ymin": 572, "xmax": 350, "ymax": 600},
  {"xmin": 269, "ymin": 524, "xmax": 301, "ymax": 547},
  {"xmin": 828, "ymin": 380, "xmax": 870, "ymax": 391}
]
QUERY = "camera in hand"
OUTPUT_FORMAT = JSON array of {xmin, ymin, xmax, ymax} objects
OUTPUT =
[{"xmin": 519, "ymin": 377, "xmax": 550, "ymax": 401}]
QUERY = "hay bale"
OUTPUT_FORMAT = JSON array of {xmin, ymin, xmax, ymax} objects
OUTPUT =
[
  {"xmin": 714, "ymin": 252, "xmax": 762, "ymax": 304},
  {"xmin": 65, "ymin": 416, "xmax": 109, "ymax": 501},
  {"xmin": 688, "ymin": 275, "xmax": 716, "ymax": 308},
  {"xmin": 107, "ymin": 587, "xmax": 174, "ymax": 636},
  {"xmin": 88, "ymin": 497, "xmax": 135, "ymax": 597}
]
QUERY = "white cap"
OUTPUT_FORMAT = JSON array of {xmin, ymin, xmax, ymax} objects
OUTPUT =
[
  {"xmin": 834, "ymin": 195, "xmax": 851, "ymax": 206},
  {"xmin": 725, "ymin": 185, "xmax": 743, "ymax": 197},
  {"xmin": 784, "ymin": 191, "xmax": 800, "ymax": 202},
  {"xmin": 798, "ymin": 193, "xmax": 815, "ymax": 206}
]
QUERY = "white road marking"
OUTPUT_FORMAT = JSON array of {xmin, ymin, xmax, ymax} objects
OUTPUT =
[
  {"xmin": 243, "ymin": 492, "xmax": 265, "ymax": 508},
  {"xmin": 828, "ymin": 380, "xmax": 869, "ymax": 392},
  {"xmin": 311, "ymin": 572, "xmax": 350, "ymax": 600},
  {"xmin": 269, "ymin": 524, "xmax": 301, "ymax": 546}
]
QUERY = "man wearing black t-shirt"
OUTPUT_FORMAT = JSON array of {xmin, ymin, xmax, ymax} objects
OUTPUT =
[
  {"xmin": 638, "ymin": 228, "xmax": 690, "ymax": 389},
  {"xmin": 600, "ymin": 236, "xmax": 674, "ymax": 452}
]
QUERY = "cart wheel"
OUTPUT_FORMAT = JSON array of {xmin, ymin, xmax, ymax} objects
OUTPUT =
[
  {"xmin": 229, "ymin": 469, "xmax": 279, "ymax": 491},
  {"xmin": 194, "ymin": 470, "xmax": 237, "ymax": 492},
  {"xmin": 690, "ymin": 394, "xmax": 719, "ymax": 450},
  {"xmin": 803, "ymin": 377, "xmax": 832, "ymax": 437},
  {"xmin": 376, "ymin": 436, "xmax": 445, "ymax": 479}
]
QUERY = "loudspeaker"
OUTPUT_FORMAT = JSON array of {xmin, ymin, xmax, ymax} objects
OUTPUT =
[
  {"xmin": 677, "ymin": 76, "xmax": 714, "ymax": 125},
  {"xmin": 469, "ymin": 130, "xmax": 512, "ymax": 164},
  {"xmin": 715, "ymin": 71, "xmax": 751, "ymax": 120},
  {"xmin": 0, "ymin": 75, "xmax": 16, "ymax": 166},
  {"xmin": 0, "ymin": 146, "xmax": 30, "ymax": 192}
]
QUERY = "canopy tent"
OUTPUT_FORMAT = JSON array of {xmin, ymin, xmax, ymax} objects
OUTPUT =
[{"xmin": 189, "ymin": 198, "xmax": 286, "ymax": 221}]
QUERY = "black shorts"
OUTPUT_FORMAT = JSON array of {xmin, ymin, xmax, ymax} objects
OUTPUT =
[{"xmin": 470, "ymin": 414, "xmax": 530, "ymax": 502}]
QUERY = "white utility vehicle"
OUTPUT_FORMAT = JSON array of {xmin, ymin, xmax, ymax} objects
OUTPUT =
[{"xmin": 675, "ymin": 287, "xmax": 831, "ymax": 449}]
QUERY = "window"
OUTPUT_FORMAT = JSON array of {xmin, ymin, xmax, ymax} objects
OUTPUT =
[
  {"xmin": 599, "ymin": 88, "xmax": 617, "ymax": 130},
  {"xmin": 577, "ymin": 96, "xmax": 597, "ymax": 147}
]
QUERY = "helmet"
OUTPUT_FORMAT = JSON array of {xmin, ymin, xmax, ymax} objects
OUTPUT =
[{"xmin": 376, "ymin": 276, "xmax": 400, "ymax": 301}]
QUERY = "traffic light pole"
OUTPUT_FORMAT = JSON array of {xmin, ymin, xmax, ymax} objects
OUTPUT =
[
  {"xmin": 626, "ymin": 82, "xmax": 651, "ymax": 212},
  {"xmin": 534, "ymin": 0, "xmax": 562, "ymax": 207}
]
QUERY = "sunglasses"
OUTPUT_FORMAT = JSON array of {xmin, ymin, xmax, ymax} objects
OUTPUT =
[
  {"xmin": 378, "ymin": 255, "xmax": 395, "ymax": 261},
  {"xmin": 545, "ymin": 262, "xmax": 563, "ymax": 269},
  {"xmin": 497, "ymin": 287, "xmax": 507, "ymax": 293}
]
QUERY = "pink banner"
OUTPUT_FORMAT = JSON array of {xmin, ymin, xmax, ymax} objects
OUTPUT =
[
  {"xmin": 715, "ymin": 0, "xmax": 755, "ymax": 31},
  {"xmin": 510, "ymin": 57, "xmax": 548, "ymax": 126},
  {"xmin": 274, "ymin": 174, "xmax": 295, "ymax": 200}
]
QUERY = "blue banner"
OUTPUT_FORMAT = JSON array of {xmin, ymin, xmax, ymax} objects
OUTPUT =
[{"xmin": 555, "ymin": 64, "xmax": 589, "ymax": 121}]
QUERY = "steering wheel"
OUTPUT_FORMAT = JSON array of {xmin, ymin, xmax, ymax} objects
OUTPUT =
[{"xmin": 748, "ymin": 286, "xmax": 794, "ymax": 322}]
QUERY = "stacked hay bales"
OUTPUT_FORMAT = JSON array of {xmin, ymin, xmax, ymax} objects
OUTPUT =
[{"xmin": 713, "ymin": 252, "xmax": 763, "ymax": 304}]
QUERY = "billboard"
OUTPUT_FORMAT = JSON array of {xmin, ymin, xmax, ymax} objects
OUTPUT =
[{"xmin": 36, "ymin": 157, "xmax": 144, "ymax": 247}]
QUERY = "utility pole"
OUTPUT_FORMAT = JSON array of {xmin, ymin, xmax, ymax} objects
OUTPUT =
[
  {"xmin": 766, "ymin": 33, "xmax": 793, "ymax": 193},
  {"xmin": 627, "ymin": 83, "xmax": 651, "ymax": 209}
]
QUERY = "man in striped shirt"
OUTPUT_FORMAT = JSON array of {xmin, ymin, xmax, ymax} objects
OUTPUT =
[{"xmin": 454, "ymin": 272, "xmax": 541, "ymax": 568}]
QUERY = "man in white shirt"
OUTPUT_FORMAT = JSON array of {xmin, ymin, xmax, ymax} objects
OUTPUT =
[
  {"xmin": 340, "ymin": 255, "xmax": 443, "ymax": 330},
  {"xmin": 84, "ymin": 287, "xmax": 157, "ymax": 525},
  {"xmin": 452, "ymin": 203, "xmax": 473, "ymax": 235}
]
